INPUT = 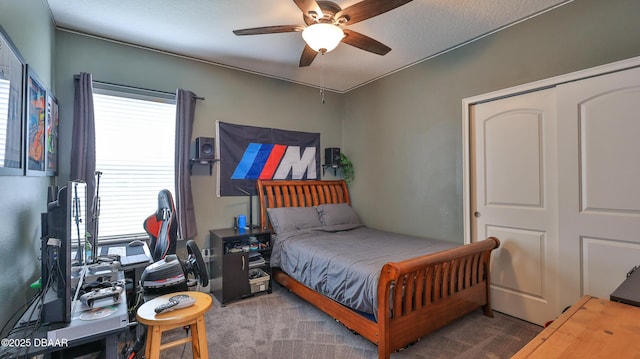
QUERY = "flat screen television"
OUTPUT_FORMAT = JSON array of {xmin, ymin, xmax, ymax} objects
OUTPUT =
[{"xmin": 40, "ymin": 181, "xmax": 86, "ymax": 324}]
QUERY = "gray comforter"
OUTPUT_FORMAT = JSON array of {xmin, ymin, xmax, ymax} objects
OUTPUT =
[{"xmin": 271, "ymin": 224, "xmax": 457, "ymax": 317}]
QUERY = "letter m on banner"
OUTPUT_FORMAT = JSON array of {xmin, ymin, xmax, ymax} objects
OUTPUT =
[{"xmin": 217, "ymin": 121, "xmax": 320, "ymax": 196}]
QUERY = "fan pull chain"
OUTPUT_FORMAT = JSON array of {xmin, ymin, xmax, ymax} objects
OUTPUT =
[{"xmin": 320, "ymin": 53, "xmax": 326, "ymax": 104}]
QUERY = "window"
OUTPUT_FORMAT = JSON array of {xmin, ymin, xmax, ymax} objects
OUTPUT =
[
  {"xmin": 0, "ymin": 79, "xmax": 9, "ymax": 162},
  {"xmin": 93, "ymin": 88, "xmax": 176, "ymax": 241}
]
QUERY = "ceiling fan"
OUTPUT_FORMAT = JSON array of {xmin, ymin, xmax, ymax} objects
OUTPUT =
[{"xmin": 233, "ymin": 0, "xmax": 414, "ymax": 67}]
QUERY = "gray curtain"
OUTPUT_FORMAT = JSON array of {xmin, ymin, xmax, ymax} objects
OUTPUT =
[
  {"xmin": 174, "ymin": 89, "xmax": 198, "ymax": 240},
  {"xmin": 70, "ymin": 73, "xmax": 97, "ymax": 249}
]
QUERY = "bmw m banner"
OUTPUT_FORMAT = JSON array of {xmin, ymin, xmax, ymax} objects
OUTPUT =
[{"xmin": 217, "ymin": 121, "xmax": 320, "ymax": 196}]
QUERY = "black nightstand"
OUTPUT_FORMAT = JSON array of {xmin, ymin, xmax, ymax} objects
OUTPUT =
[{"xmin": 208, "ymin": 228, "xmax": 272, "ymax": 305}]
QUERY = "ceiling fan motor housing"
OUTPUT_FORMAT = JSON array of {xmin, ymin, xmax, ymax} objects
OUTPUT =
[{"xmin": 304, "ymin": 1, "xmax": 344, "ymax": 25}]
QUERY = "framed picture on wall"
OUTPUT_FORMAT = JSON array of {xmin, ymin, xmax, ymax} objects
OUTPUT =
[
  {"xmin": 0, "ymin": 25, "xmax": 26, "ymax": 176},
  {"xmin": 45, "ymin": 93, "xmax": 59, "ymax": 176},
  {"xmin": 26, "ymin": 65, "xmax": 47, "ymax": 176}
]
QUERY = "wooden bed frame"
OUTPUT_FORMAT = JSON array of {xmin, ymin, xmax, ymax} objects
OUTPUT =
[{"xmin": 257, "ymin": 179, "xmax": 500, "ymax": 359}]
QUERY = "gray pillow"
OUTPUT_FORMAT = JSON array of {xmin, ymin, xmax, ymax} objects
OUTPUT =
[
  {"xmin": 316, "ymin": 203, "xmax": 361, "ymax": 226},
  {"xmin": 266, "ymin": 207, "xmax": 322, "ymax": 234}
]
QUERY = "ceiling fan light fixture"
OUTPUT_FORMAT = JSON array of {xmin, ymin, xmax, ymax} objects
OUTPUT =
[{"xmin": 302, "ymin": 23, "xmax": 344, "ymax": 53}]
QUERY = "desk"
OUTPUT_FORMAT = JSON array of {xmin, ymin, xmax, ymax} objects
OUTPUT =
[
  {"xmin": 1, "ymin": 271, "xmax": 129, "ymax": 359},
  {"xmin": 98, "ymin": 242, "xmax": 153, "ymax": 268},
  {"xmin": 513, "ymin": 295, "xmax": 640, "ymax": 358},
  {"xmin": 99, "ymin": 242, "xmax": 153, "ymax": 310}
]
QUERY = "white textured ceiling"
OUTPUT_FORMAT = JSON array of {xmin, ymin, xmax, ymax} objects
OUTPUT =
[{"xmin": 47, "ymin": 0, "xmax": 572, "ymax": 93}]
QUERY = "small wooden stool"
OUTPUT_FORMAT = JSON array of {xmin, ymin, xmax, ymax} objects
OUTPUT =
[{"xmin": 136, "ymin": 291, "xmax": 213, "ymax": 359}]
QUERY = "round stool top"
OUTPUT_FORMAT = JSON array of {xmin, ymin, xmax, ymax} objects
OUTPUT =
[{"xmin": 136, "ymin": 291, "xmax": 212, "ymax": 326}]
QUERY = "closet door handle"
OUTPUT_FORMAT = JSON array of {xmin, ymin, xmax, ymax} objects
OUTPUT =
[
  {"xmin": 474, "ymin": 211, "xmax": 481, "ymax": 218},
  {"xmin": 242, "ymin": 256, "xmax": 245, "ymax": 271}
]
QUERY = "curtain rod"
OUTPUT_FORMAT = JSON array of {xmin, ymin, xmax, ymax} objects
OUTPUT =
[{"xmin": 75, "ymin": 75, "xmax": 205, "ymax": 100}]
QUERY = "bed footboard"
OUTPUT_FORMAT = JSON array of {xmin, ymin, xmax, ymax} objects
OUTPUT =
[
  {"xmin": 376, "ymin": 236, "xmax": 500, "ymax": 358},
  {"xmin": 257, "ymin": 179, "xmax": 500, "ymax": 358},
  {"xmin": 272, "ymin": 237, "xmax": 500, "ymax": 359}
]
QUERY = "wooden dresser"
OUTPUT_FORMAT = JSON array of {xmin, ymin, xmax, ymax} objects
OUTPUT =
[{"xmin": 513, "ymin": 295, "xmax": 640, "ymax": 358}]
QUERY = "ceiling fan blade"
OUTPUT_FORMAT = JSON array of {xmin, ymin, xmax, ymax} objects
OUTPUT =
[
  {"xmin": 299, "ymin": 44, "xmax": 318, "ymax": 67},
  {"xmin": 342, "ymin": 29, "xmax": 391, "ymax": 55},
  {"xmin": 233, "ymin": 25, "xmax": 304, "ymax": 36},
  {"xmin": 336, "ymin": 0, "xmax": 413, "ymax": 25},
  {"xmin": 293, "ymin": 0, "xmax": 323, "ymax": 19}
]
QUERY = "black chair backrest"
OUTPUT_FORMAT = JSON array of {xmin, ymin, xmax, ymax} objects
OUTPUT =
[{"xmin": 143, "ymin": 189, "xmax": 177, "ymax": 261}]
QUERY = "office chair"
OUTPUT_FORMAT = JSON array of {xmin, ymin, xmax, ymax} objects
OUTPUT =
[{"xmin": 143, "ymin": 189, "xmax": 177, "ymax": 262}]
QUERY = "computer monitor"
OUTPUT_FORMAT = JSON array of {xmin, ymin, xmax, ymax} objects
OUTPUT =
[{"xmin": 39, "ymin": 181, "xmax": 86, "ymax": 324}]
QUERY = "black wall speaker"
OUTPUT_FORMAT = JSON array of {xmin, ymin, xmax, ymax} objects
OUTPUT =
[
  {"xmin": 325, "ymin": 148, "xmax": 341, "ymax": 166},
  {"xmin": 191, "ymin": 137, "xmax": 215, "ymax": 160}
]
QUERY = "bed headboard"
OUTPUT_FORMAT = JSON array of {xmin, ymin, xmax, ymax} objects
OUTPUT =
[{"xmin": 256, "ymin": 179, "xmax": 350, "ymax": 229}]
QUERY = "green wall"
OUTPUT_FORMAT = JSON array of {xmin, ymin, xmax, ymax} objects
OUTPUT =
[
  {"xmin": 0, "ymin": 0, "xmax": 56, "ymax": 329},
  {"xmin": 54, "ymin": 31, "xmax": 346, "ymax": 252},
  {"xmin": 343, "ymin": 0, "xmax": 640, "ymax": 242}
]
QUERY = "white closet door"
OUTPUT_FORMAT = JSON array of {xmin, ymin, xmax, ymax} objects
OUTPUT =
[
  {"xmin": 471, "ymin": 88, "xmax": 559, "ymax": 325},
  {"xmin": 557, "ymin": 66, "xmax": 640, "ymax": 308}
]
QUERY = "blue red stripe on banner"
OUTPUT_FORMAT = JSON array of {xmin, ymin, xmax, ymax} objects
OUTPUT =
[
  {"xmin": 231, "ymin": 143, "xmax": 289, "ymax": 180},
  {"xmin": 259, "ymin": 144, "xmax": 287, "ymax": 179}
]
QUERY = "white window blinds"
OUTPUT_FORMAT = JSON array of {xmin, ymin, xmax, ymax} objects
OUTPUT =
[
  {"xmin": 93, "ymin": 89, "xmax": 176, "ymax": 241},
  {"xmin": 0, "ymin": 79, "xmax": 9, "ymax": 162}
]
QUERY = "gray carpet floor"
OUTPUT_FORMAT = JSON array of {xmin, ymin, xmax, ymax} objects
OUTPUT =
[{"xmin": 160, "ymin": 283, "xmax": 542, "ymax": 359}]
